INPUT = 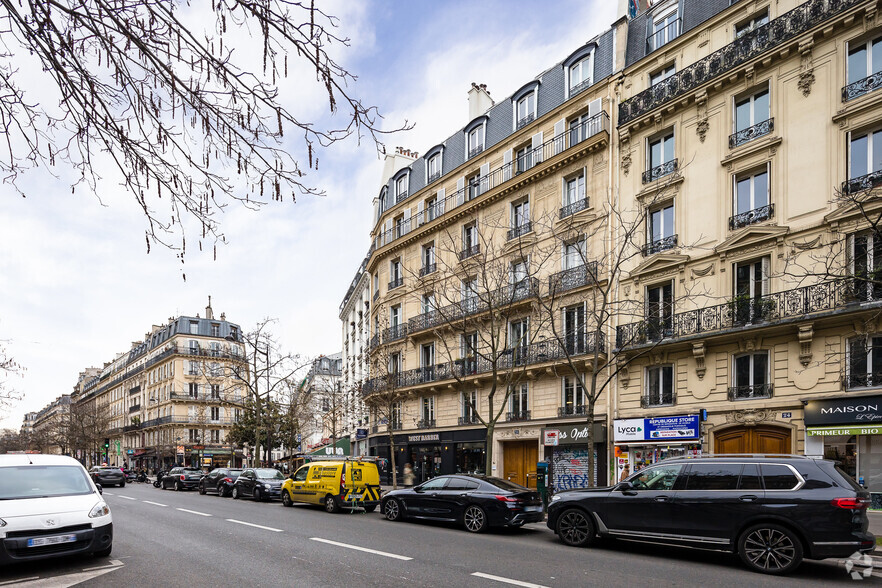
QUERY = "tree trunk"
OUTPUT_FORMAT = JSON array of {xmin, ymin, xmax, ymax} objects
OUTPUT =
[
  {"xmin": 587, "ymin": 373, "xmax": 597, "ymax": 487},
  {"xmin": 484, "ymin": 423, "xmax": 495, "ymax": 476},
  {"xmin": 388, "ymin": 427, "xmax": 398, "ymax": 490}
]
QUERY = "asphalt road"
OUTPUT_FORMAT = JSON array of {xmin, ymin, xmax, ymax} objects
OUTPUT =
[{"xmin": 0, "ymin": 482, "xmax": 878, "ymax": 587}]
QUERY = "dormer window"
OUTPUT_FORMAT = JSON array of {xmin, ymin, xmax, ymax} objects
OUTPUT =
[
  {"xmin": 516, "ymin": 93, "xmax": 536, "ymax": 129},
  {"xmin": 395, "ymin": 173, "xmax": 409, "ymax": 203},
  {"xmin": 465, "ymin": 119, "xmax": 487, "ymax": 159},
  {"xmin": 427, "ymin": 152, "xmax": 442, "ymax": 184},
  {"xmin": 735, "ymin": 9, "xmax": 769, "ymax": 39},
  {"xmin": 648, "ymin": 5, "xmax": 679, "ymax": 52},
  {"xmin": 568, "ymin": 55, "xmax": 592, "ymax": 96}
]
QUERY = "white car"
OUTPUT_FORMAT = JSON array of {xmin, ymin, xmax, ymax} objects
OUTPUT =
[{"xmin": 0, "ymin": 454, "xmax": 112, "ymax": 564}]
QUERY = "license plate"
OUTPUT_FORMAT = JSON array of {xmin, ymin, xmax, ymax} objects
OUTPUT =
[
  {"xmin": 524, "ymin": 505, "xmax": 543, "ymax": 512},
  {"xmin": 27, "ymin": 534, "xmax": 77, "ymax": 547},
  {"xmin": 347, "ymin": 494, "xmax": 362, "ymax": 501}
]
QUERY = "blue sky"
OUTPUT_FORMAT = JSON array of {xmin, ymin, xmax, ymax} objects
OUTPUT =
[{"xmin": 0, "ymin": 0, "xmax": 618, "ymax": 428}]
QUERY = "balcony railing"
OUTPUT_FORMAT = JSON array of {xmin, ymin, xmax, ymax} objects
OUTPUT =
[
  {"xmin": 122, "ymin": 423, "xmax": 141, "ymax": 432},
  {"xmin": 129, "ymin": 386, "xmax": 141, "ymax": 396},
  {"xmin": 619, "ymin": 0, "xmax": 862, "ymax": 125},
  {"xmin": 129, "ymin": 404, "xmax": 141, "ymax": 413},
  {"xmin": 428, "ymin": 171, "xmax": 441, "ymax": 184},
  {"xmin": 642, "ymin": 159, "xmax": 678, "ymax": 184},
  {"xmin": 374, "ymin": 111, "xmax": 610, "ymax": 251},
  {"xmin": 569, "ymin": 78, "xmax": 592, "ymax": 97},
  {"xmin": 558, "ymin": 405, "xmax": 587, "ymax": 417},
  {"xmin": 383, "ymin": 323, "xmax": 407, "ymax": 343},
  {"xmin": 506, "ymin": 410, "xmax": 531, "ymax": 422},
  {"xmin": 516, "ymin": 112, "xmax": 536, "ymax": 129},
  {"xmin": 643, "ymin": 234, "xmax": 678, "ymax": 256},
  {"xmin": 458, "ymin": 414, "xmax": 480, "ymax": 425},
  {"xmin": 369, "ymin": 334, "xmax": 380, "ymax": 350},
  {"xmin": 417, "ymin": 419, "xmax": 436, "ymax": 429},
  {"xmin": 843, "ymin": 71, "xmax": 882, "ymax": 102},
  {"xmin": 459, "ymin": 244, "xmax": 480, "ymax": 261},
  {"xmin": 549, "ymin": 263, "xmax": 599, "ymax": 295},
  {"xmin": 396, "ymin": 190, "xmax": 409, "ymax": 203},
  {"xmin": 842, "ymin": 169, "xmax": 882, "ymax": 195},
  {"xmin": 468, "ymin": 145, "xmax": 484, "ymax": 159},
  {"xmin": 559, "ymin": 197, "xmax": 589, "ymax": 219},
  {"xmin": 617, "ymin": 278, "xmax": 881, "ymax": 349},
  {"xmin": 646, "ymin": 18, "xmax": 680, "ymax": 52},
  {"xmin": 419, "ymin": 263, "xmax": 436, "ymax": 277},
  {"xmin": 729, "ymin": 118, "xmax": 774, "ymax": 148},
  {"xmin": 729, "ymin": 204, "xmax": 774, "ymax": 230},
  {"xmin": 388, "ymin": 277, "xmax": 403, "ymax": 290},
  {"xmin": 641, "ymin": 392, "xmax": 677, "ymax": 408},
  {"xmin": 728, "ymin": 384, "xmax": 774, "ymax": 401},
  {"xmin": 507, "ymin": 221, "xmax": 532, "ymax": 240},
  {"xmin": 363, "ymin": 333, "xmax": 604, "ymax": 395},
  {"xmin": 844, "ymin": 372, "xmax": 882, "ymax": 389}
]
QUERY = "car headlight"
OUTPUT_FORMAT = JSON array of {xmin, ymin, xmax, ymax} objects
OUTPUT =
[
  {"xmin": 89, "ymin": 502, "xmax": 110, "ymax": 518},
  {"xmin": 551, "ymin": 495, "xmax": 561, "ymax": 502},
  {"xmin": 0, "ymin": 518, "xmax": 6, "ymax": 527},
  {"xmin": 264, "ymin": 483, "xmax": 272, "ymax": 489}
]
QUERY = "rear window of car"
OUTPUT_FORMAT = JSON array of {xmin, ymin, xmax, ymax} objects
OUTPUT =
[
  {"xmin": 832, "ymin": 465, "xmax": 864, "ymax": 491},
  {"xmin": 483, "ymin": 477, "xmax": 528, "ymax": 491},
  {"xmin": 761, "ymin": 464, "xmax": 800, "ymax": 490},
  {"xmin": 98, "ymin": 467, "xmax": 119, "ymax": 472},
  {"xmin": 0, "ymin": 465, "xmax": 93, "ymax": 499}
]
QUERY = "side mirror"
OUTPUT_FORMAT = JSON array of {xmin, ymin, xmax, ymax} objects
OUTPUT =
[
  {"xmin": 616, "ymin": 481, "xmax": 633, "ymax": 492},
  {"xmin": 96, "ymin": 484, "xmax": 103, "ymax": 495}
]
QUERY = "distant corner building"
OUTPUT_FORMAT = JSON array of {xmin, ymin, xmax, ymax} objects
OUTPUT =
[{"xmin": 338, "ymin": 0, "xmax": 882, "ymax": 498}]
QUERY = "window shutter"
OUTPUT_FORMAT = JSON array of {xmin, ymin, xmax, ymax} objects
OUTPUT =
[
  {"xmin": 503, "ymin": 149, "xmax": 513, "ymax": 181},
  {"xmin": 403, "ymin": 208, "xmax": 412, "ymax": 234},
  {"xmin": 532, "ymin": 132, "xmax": 544, "ymax": 164},
  {"xmin": 554, "ymin": 119, "xmax": 565, "ymax": 155},
  {"xmin": 384, "ymin": 219, "xmax": 392, "ymax": 245},
  {"xmin": 437, "ymin": 188, "xmax": 446, "ymax": 214},
  {"xmin": 456, "ymin": 177, "xmax": 465, "ymax": 206},
  {"xmin": 588, "ymin": 99, "xmax": 602, "ymax": 135},
  {"xmin": 761, "ymin": 257, "xmax": 770, "ymax": 296},
  {"xmin": 417, "ymin": 200, "xmax": 425, "ymax": 226},
  {"xmin": 479, "ymin": 163, "xmax": 490, "ymax": 194}
]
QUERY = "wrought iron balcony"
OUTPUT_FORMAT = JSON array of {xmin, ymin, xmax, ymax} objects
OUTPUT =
[
  {"xmin": 364, "ymin": 333, "xmax": 603, "ymax": 394},
  {"xmin": 129, "ymin": 385, "xmax": 141, "ymax": 395},
  {"xmin": 642, "ymin": 234, "xmax": 678, "ymax": 256},
  {"xmin": 728, "ymin": 384, "xmax": 774, "ymax": 401},
  {"xmin": 417, "ymin": 419, "xmax": 436, "ymax": 429},
  {"xmin": 549, "ymin": 263, "xmax": 599, "ymax": 295},
  {"xmin": 844, "ymin": 371, "xmax": 882, "ymax": 389},
  {"xmin": 383, "ymin": 323, "xmax": 407, "ymax": 343},
  {"xmin": 388, "ymin": 277, "xmax": 403, "ymax": 290},
  {"xmin": 642, "ymin": 159, "xmax": 678, "ymax": 184},
  {"xmin": 459, "ymin": 414, "xmax": 480, "ymax": 425},
  {"xmin": 842, "ymin": 169, "xmax": 882, "ymax": 195},
  {"xmin": 507, "ymin": 221, "xmax": 533, "ymax": 240},
  {"xmin": 122, "ymin": 423, "xmax": 141, "ymax": 432},
  {"xmin": 619, "ymin": 0, "xmax": 862, "ymax": 125},
  {"xmin": 369, "ymin": 334, "xmax": 380, "ymax": 350},
  {"xmin": 616, "ymin": 278, "xmax": 881, "ymax": 350},
  {"xmin": 843, "ymin": 71, "xmax": 882, "ymax": 102},
  {"xmin": 468, "ymin": 145, "xmax": 484, "ymax": 159},
  {"xmin": 141, "ymin": 416, "xmax": 172, "ymax": 428},
  {"xmin": 419, "ymin": 263, "xmax": 436, "ymax": 277},
  {"xmin": 729, "ymin": 204, "xmax": 774, "ymax": 230},
  {"xmin": 428, "ymin": 171, "xmax": 441, "ymax": 184},
  {"xmin": 516, "ymin": 112, "xmax": 536, "ymax": 130},
  {"xmin": 641, "ymin": 392, "xmax": 677, "ymax": 408},
  {"xmin": 506, "ymin": 410, "xmax": 531, "ymax": 422},
  {"xmin": 646, "ymin": 18, "xmax": 680, "ymax": 52},
  {"xmin": 459, "ymin": 244, "xmax": 480, "ymax": 261},
  {"xmin": 729, "ymin": 118, "xmax": 774, "ymax": 148},
  {"xmin": 128, "ymin": 404, "xmax": 140, "ymax": 413},
  {"xmin": 569, "ymin": 78, "xmax": 591, "ymax": 97},
  {"xmin": 559, "ymin": 197, "xmax": 589, "ymax": 219},
  {"xmin": 558, "ymin": 405, "xmax": 587, "ymax": 417},
  {"xmin": 396, "ymin": 190, "xmax": 409, "ymax": 203}
]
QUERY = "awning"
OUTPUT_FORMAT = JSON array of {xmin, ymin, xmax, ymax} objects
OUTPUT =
[{"xmin": 806, "ymin": 424, "xmax": 882, "ymax": 436}]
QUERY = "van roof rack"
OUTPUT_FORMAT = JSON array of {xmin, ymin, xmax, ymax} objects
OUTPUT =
[{"xmin": 294, "ymin": 454, "xmax": 381, "ymax": 462}]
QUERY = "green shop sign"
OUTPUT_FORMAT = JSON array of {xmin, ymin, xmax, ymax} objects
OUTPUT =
[{"xmin": 807, "ymin": 425, "xmax": 882, "ymax": 436}]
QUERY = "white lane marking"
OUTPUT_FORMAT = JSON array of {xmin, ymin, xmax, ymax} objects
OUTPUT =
[
  {"xmin": 81, "ymin": 559, "xmax": 124, "ymax": 571},
  {"xmin": 225, "ymin": 519, "xmax": 283, "ymax": 532},
  {"xmin": 310, "ymin": 537, "xmax": 412, "ymax": 561},
  {"xmin": 471, "ymin": 572, "xmax": 550, "ymax": 588},
  {"xmin": 143, "ymin": 501, "xmax": 167, "ymax": 507},
  {"xmin": 102, "ymin": 492, "xmax": 114, "ymax": 496},
  {"xmin": 0, "ymin": 577, "xmax": 39, "ymax": 585},
  {"xmin": 116, "ymin": 495, "xmax": 136, "ymax": 501},
  {"xmin": 176, "ymin": 508, "xmax": 211, "ymax": 517}
]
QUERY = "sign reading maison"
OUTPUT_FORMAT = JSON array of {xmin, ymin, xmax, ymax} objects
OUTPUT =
[{"xmin": 804, "ymin": 395, "xmax": 882, "ymax": 427}]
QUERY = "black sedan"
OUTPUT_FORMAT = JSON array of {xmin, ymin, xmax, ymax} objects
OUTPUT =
[
  {"xmin": 381, "ymin": 475, "xmax": 544, "ymax": 533},
  {"xmin": 90, "ymin": 466, "xmax": 126, "ymax": 488},
  {"xmin": 199, "ymin": 467, "xmax": 243, "ymax": 497},
  {"xmin": 231, "ymin": 468, "xmax": 284, "ymax": 501},
  {"xmin": 160, "ymin": 467, "xmax": 203, "ymax": 491}
]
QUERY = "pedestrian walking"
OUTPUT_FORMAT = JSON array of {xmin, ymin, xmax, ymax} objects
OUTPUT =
[{"xmin": 403, "ymin": 463, "xmax": 414, "ymax": 486}]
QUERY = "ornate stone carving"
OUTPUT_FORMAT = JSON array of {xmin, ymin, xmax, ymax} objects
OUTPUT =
[
  {"xmin": 617, "ymin": 355, "xmax": 630, "ymax": 387},
  {"xmin": 695, "ymin": 90, "xmax": 709, "ymax": 143},
  {"xmin": 696, "ymin": 119, "xmax": 709, "ymax": 143},
  {"xmin": 798, "ymin": 70, "xmax": 815, "ymax": 97},
  {"xmin": 621, "ymin": 151, "xmax": 632, "ymax": 176},
  {"xmin": 692, "ymin": 342, "xmax": 706, "ymax": 379},
  {"xmin": 691, "ymin": 263, "xmax": 715, "ymax": 278},
  {"xmin": 798, "ymin": 38, "xmax": 815, "ymax": 97},
  {"xmin": 725, "ymin": 409, "xmax": 774, "ymax": 426},
  {"xmin": 798, "ymin": 323, "xmax": 814, "ymax": 367}
]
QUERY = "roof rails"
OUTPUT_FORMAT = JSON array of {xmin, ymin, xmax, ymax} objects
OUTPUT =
[
  {"xmin": 295, "ymin": 454, "xmax": 382, "ymax": 462},
  {"xmin": 660, "ymin": 453, "xmax": 814, "ymax": 460}
]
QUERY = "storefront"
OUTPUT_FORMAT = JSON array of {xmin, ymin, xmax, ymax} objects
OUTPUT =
[
  {"xmin": 541, "ymin": 423, "xmax": 607, "ymax": 491},
  {"xmin": 613, "ymin": 415, "xmax": 702, "ymax": 482},
  {"xmin": 804, "ymin": 395, "xmax": 882, "ymax": 506},
  {"xmin": 368, "ymin": 428, "xmax": 487, "ymax": 485}
]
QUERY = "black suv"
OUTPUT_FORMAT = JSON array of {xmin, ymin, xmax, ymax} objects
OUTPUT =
[{"xmin": 547, "ymin": 456, "xmax": 875, "ymax": 575}]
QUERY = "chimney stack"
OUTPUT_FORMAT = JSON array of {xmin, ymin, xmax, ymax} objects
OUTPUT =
[
  {"xmin": 468, "ymin": 83, "xmax": 494, "ymax": 120},
  {"xmin": 205, "ymin": 296, "xmax": 214, "ymax": 320}
]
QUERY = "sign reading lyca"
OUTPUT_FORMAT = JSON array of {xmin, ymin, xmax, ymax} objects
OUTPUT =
[
  {"xmin": 804, "ymin": 395, "xmax": 882, "ymax": 427},
  {"xmin": 613, "ymin": 415, "xmax": 700, "ymax": 443}
]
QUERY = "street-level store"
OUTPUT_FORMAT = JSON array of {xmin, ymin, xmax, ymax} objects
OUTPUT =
[
  {"xmin": 540, "ymin": 423, "xmax": 607, "ymax": 491},
  {"xmin": 368, "ymin": 428, "xmax": 486, "ymax": 485},
  {"xmin": 613, "ymin": 414, "xmax": 702, "ymax": 482},
  {"xmin": 804, "ymin": 394, "xmax": 882, "ymax": 506}
]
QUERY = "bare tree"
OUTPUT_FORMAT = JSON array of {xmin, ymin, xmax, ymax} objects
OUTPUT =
[
  {"xmin": 68, "ymin": 399, "xmax": 113, "ymax": 467},
  {"xmin": 0, "ymin": 340, "xmax": 23, "ymax": 410},
  {"xmin": 0, "ymin": 1, "xmax": 409, "ymax": 256}
]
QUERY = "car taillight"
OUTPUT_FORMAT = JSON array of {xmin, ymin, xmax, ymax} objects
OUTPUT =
[
  {"xmin": 495, "ymin": 495, "xmax": 523, "ymax": 508},
  {"xmin": 223, "ymin": 478, "xmax": 232, "ymax": 484},
  {"xmin": 832, "ymin": 497, "xmax": 870, "ymax": 509},
  {"xmin": 180, "ymin": 475, "xmax": 186, "ymax": 481},
  {"xmin": 340, "ymin": 470, "xmax": 345, "ymax": 491}
]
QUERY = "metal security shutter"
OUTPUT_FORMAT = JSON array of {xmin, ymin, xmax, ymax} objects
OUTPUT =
[{"xmin": 552, "ymin": 447, "xmax": 597, "ymax": 491}]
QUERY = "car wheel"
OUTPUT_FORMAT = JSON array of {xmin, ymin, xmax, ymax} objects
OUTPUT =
[
  {"xmin": 217, "ymin": 484, "xmax": 227, "ymax": 498},
  {"xmin": 119, "ymin": 481, "xmax": 125, "ymax": 488},
  {"xmin": 556, "ymin": 509, "xmax": 596, "ymax": 547},
  {"xmin": 199, "ymin": 482, "xmax": 206, "ymax": 495},
  {"xmin": 463, "ymin": 505, "xmax": 488, "ymax": 533},
  {"xmin": 93, "ymin": 544, "xmax": 112, "ymax": 558},
  {"xmin": 175, "ymin": 481, "xmax": 183, "ymax": 492},
  {"xmin": 325, "ymin": 494, "xmax": 339, "ymax": 513},
  {"xmin": 254, "ymin": 487, "xmax": 263, "ymax": 502},
  {"xmin": 738, "ymin": 523, "xmax": 803, "ymax": 575},
  {"xmin": 383, "ymin": 499, "xmax": 402, "ymax": 521},
  {"xmin": 231, "ymin": 486, "xmax": 240, "ymax": 500},
  {"xmin": 281, "ymin": 490, "xmax": 293, "ymax": 507},
  {"xmin": 363, "ymin": 505, "xmax": 377, "ymax": 513}
]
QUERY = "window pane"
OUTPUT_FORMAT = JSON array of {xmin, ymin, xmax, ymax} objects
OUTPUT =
[
  {"xmin": 739, "ymin": 464, "xmax": 763, "ymax": 490},
  {"xmin": 849, "ymin": 45, "xmax": 868, "ymax": 85},
  {"xmin": 874, "ymin": 39, "xmax": 882, "ymax": 76},
  {"xmin": 761, "ymin": 464, "xmax": 799, "ymax": 490},
  {"xmin": 650, "ymin": 140, "xmax": 662, "ymax": 168},
  {"xmin": 684, "ymin": 464, "xmax": 741, "ymax": 490},
  {"xmin": 874, "ymin": 132, "xmax": 882, "ymax": 174},
  {"xmin": 753, "ymin": 172, "xmax": 768, "ymax": 208},
  {"xmin": 735, "ymin": 355, "xmax": 750, "ymax": 386},
  {"xmin": 663, "ymin": 135, "xmax": 674, "ymax": 163},
  {"xmin": 753, "ymin": 353, "xmax": 767, "ymax": 386},
  {"xmin": 735, "ymin": 98, "xmax": 751, "ymax": 132},
  {"xmin": 753, "ymin": 90, "xmax": 769, "ymax": 123},
  {"xmin": 736, "ymin": 177, "xmax": 751, "ymax": 213},
  {"xmin": 852, "ymin": 134, "xmax": 869, "ymax": 179},
  {"xmin": 662, "ymin": 205, "xmax": 674, "ymax": 238},
  {"xmin": 650, "ymin": 209, "xmax": 662, "ymax": 241}
]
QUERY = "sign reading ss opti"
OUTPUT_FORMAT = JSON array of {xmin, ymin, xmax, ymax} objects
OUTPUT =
[{"xmin": 614, "ymin": 415, "xmax": 700, "ymax": 443}]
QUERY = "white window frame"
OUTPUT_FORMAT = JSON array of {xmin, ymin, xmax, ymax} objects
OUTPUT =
[
  {"xmin": 732, "ymin": 351, "xmax": 769, "ymax": 389},
  {"xmin": 567, "ymin": 54, "xmax": 593, "ymax": 98},
  {"xmin": 461, "ymin": 389, "xmax": 478, "ymax": 419},
  {"xmin": 563, "ymin": 238, "xmax": 586, "ymax": 270},
  {"xmin": 733, "ymin": 86, "xmax": 770, "ymax": 133},
  {"xmin": 733, "ymin": 165, "xmax": 770, "ymax": 216},
  {"xmin": 395, "ymin": 173, "xmax": 409, "ymax": 200},
  {"xmin": 562, "ymin": 376, "xmax": 587, "ymax": 410},
  {"xmin": 509, "ymin": 382, "xmax": 529, "ymax": 413},
  {"xmin": 650, "ymin": 5, "xmax": 679, "ymax": 51},
  {"xmin": 426, "ymin": 151, "xmax": 443, "ymax": 183},
  {"xmin": 511, "ymin": 198, "xmax": 530, "ymax": 229},
  {"xmin": 735, "ymin": 9, "xmax": 769, "ymax": 39},
  {"xmin": 849, "ymin": 127, "xmax": 882, "ymax": 180},
  {"xmin": 647, "ymin": 131, "xmax": 675, "ymax": 170},
  {"xmin": 650, "ymin": 64, "xmax": 676, "ymax": 86},
  {"xmin": 847, "ymin": 35, "xmax": 882, "ymax": 86},
  {"xmin": 421, "ymin": 396, "xmax": 435, "ymax": 422},
  {"xmin": 466, "ymin": 123, "xmax": 486, "ymax": 158},
  {"xmin": 514, "ymin": 90, "xmax": 537, "ymax": 130},
  {"xmin": 648, "ymin": 202, "xmax": 675, "ymax": 243},
  {"xmin": 563, "ymin": 172, "xmax": 586, "ymax": 206},
  {"xmin": 645, "ymin": 364, "xmax": 675, "ymax": 406}
]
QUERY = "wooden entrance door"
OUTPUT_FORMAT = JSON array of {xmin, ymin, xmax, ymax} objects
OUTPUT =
[
  {"xmin": 503, "ymin": 441, "xmax": 538, "ymax": 488},
  {"xmin": 714, "ymin": 426, "xmax": 791, "ymax": 454}
]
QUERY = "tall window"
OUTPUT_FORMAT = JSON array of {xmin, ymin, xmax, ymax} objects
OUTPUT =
[
  {"xmin": 509, "ymin": 383, "xmax": 529, "ymax": 419},
  {"xmin": 563, "ymin": 304, "xmax": 585, "ymax": 354},
  {"xmin": 848, "ymin": 36, "xmax": 882, "ymax": 86},
  {"xmin": 732, "ymin": 352, "xmax": 769, "ymax": 399},
  {"xmin": 733, "ymin": 258, "xmax": 770, "ymax": 324},
  {"xmin": 509, "ymin": 318, "xmax": 529, "ymax": 366},
  {"xmin": 563, "ymin": 239, "xmax": 585, "ymax": 270},
  {"xmin": 421, "ymin": 293, "xmax": 435, "ymax": 316},
  {"xmin": 516, "ymin": 144, "xmax": 533, "ymax": 174},
  {"xmin": 188, "ymin": 361, "xmax": 199, "ymax": 376},
  {"xmin": 189, "ymin": 321, "xmax": 199, "ymax": 335},
  {"xmin": 422, "ymin": 243, "xmax": 435, "ymax": 272},
  {"xmin": 388, "ymin": 352, "xmax": 401, "ymax": 375},
  {"xmin": 396, "ymin": 174, "xmax": 409, "ymax": 200},
  {"xmin": 462, "ymin": 389, "xmax": 478, "ymax": 422},
  {"xmin": 189, "ymin": 339, "xmax": 199, "ymax": 354},
  {"xmin": 189, "ymin": 429, "xmax": 199, "ymax": 442},
  {"xmin": 427, "ymin": 153, "xmax": 441, "ymax": 183},
  {"xmin": 210, "ymin": 406, "xmax": 221, "ymax": 421},
  {"xmin": 390, "ymin": 305, "xmax": 401, "ymax": 328},
  {"xmin": 462, "ymin": 278, "xmax": 478, "ymax": 313},
  {"xmin": 516, "ymin": 92, "xmax": 536, "ymax": 128},
  {"xmin": 188, "ymin": 382, "xmax": 199, "ymax": 398},
  {"xmin": 511, "ymin": 260, "xmax": 528, "ymax": 285},
  {"xmin": 425, "ymin": 196, "xmax": 438, "ymax": 223},
  {"xmin": 648, "ymin": 132, "xmax": 675, "ymax": 175},
  {"xmin": 848, "ymin": 336, "xmax": 882, "ymax": 388},
  {"xmin": 467, "ymin": 172, "xmax": 482, "ymax": 200},
  {"xmin": 649, "ymin": 9, "xmax": 679, "ymax": 51},
  {"xmin": 569, "ymin": 55, "xmax": 592, "ymax": 95},
  {"xmin": 390, "ymin": 259, "xmax": 402, "ymax": 287},
  {"xmin": 210, "ymin": 384, "xmax": 221, "ymax": 399},
  {"xmin": 420, "ymin": 343, "xmax": 435, "ymax": 380},
  {"xmin": 468, "ymin": 125, "xmax": 485, "ymax": 156},
  {"xmin": 421, "ymin": 396, "xmax": 435, "ymax": 424},
  {"xmin": 391, "ymin": 401, "xmax": 402, "ymax": 429},
  {"xmin": 735, "ymin": 10, "xmax": 769, "ymax": 39},
  {"xmin": 511, "ymin": 199, "xmax": 530, "ymax": 231},
  {"xmin": 461, "ymin": 331, "xmax": 478, "ymax": 374},
  {"xmin": 732, "ymin": 168, "xmax": 770, "ymax": 228},
  {"xmin": 564, "ymin": 174, "xmax": 585, "ymax": 207},
  {"xmin": 849, "ymin": 232, "xmax": 882, "ymax": 301},
  {"xmin": 210, "ymin": 430, "xmax": 220, "ymax": 443},
  {"xmin": 646, "ymin": 282, "xmax": 673, "ymax": 340},
  {"xmin": 562, "ymin": 376, "xmax": 587, "ymax": 414},
  {"xmin": 849, "ymin": 129, "xmax": 882, "ymax": 181},
  {"xmin": 210, "ymin": 324, "xmax": 220, "ymax": 337},
  {"xmin": 647, "ymin": 203, "xmax": 675, "ymax": 252},
  {"xmin": 733, "ymin": 88, "xmax": 770, "ymax": 146},
  {"xmin": 650, "ymin": 64, "xmax": 676, "ymax": 86},
  {"xmin": 463, "ymin": 223, "xmax": 478, "ymax": 253},
  {"xmin": 645, "ymin": 365, "xmax": 674, "ymax": 406}
]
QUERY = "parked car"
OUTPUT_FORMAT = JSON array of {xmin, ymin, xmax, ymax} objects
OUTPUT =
[
  {"xmin": 381, "ymin": 475, "xmax": 543, "ymax": 533},
  {"xmin": 547, "ymin": 456, "xmax": 876, "ymax": 575},
  {"xmin": 281, "ymin": 459, "xmax": 382, "ymax": 513},
  {"xmin": 231, "ymin": 468, "xmax": 284, "ymax": 501},
  {"xmin": 199, "ymin": 468, "xmax": 243, "ymax": 497},
  {"xmin": 121, "ymin": 469, "xmax": 136, "ymax": 483},
  {"xmin": 160, "ymin": 467, "xmax": 202, "ymax": 491},
  {"xmin": 0, "ymin": 454, "xmax": 112, "ymax": 564},
  {"xmin": 89, "ymin": 466, "xmax": 125, "ymax": 488}
]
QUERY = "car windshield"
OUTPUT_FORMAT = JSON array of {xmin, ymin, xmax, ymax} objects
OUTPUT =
[
  {"xmin": 256, "ymin": 469, "xmax": 283, "ymax": 480},
  {"xmin": 483, "ymin": 477, "xmax": 527, "ymax": 492},
  {"xmin": 0, "ymin": 465, "xmax": 94, "ymax": 500},
  {"xmin": 226, "ymin": 469, "xmax": 243, "ymax": 475},
  {"xmin": 182, "ymin": 469, "xmax": 201, "ymax": 474}
]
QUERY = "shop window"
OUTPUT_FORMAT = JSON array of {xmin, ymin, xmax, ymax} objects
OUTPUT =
[
  {"xmin": 643, "ymin": 365, "xmax": 674, "ymax": 407},
  {"xmin": 456, "ymin": 442, "xmax": 485, "ymax": 475}
]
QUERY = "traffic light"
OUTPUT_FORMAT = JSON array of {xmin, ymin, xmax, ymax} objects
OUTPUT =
[{"xmin": 103, "ymin": 438, "xmax": 110, "ymax": 449}]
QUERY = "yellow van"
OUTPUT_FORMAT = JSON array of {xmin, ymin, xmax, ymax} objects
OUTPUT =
[{"xmin": 280, "ymin": 458, "xmax": 382, "ymax": 513}]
